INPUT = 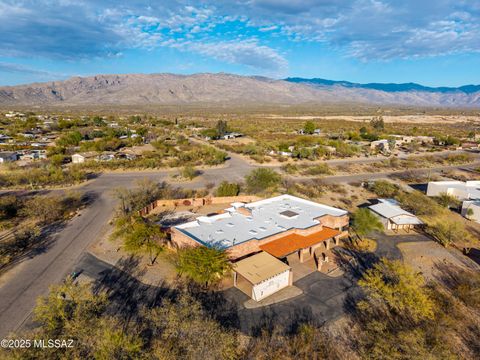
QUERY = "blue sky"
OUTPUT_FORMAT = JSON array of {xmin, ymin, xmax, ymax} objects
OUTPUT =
[{"xmin": 0, "ymin": 0, "xmax": 479, "ymax": 86}]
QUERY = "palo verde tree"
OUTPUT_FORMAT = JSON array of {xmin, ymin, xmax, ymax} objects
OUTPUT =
[
  {"xmin": 245, "ymin": 168, "xmax": 281, "ymax": 194},
  {"xmin": 351, "ymin": 208, "xmax": 383, "ymax": 239},
  {"xmin": 358, "ymin": 258, "xmax": 435, "ymax": 322},
  {"xmin": 115, "ymin": 215, "xmax": 167, "ymax": 265},
  {"xmin": 215, "ymin": 181, "xmax": 240, "ymax": 197},
  {"xmin": 172, "ymin": 246, "xmax": 232, "ymax": 288}
]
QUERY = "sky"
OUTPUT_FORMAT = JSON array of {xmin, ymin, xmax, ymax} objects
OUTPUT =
[{"xmin": 0, "ymin": 0, "xmax": 479, "ymax": 86}]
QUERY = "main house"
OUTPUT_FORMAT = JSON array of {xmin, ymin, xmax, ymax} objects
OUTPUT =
[{"xmin": 171, "ymin": 194, "xmax": 349, "ymax": 301}]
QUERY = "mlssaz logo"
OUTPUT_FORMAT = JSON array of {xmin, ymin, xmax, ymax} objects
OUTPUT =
[{"xmin": 34, "ymin": 339, "xmax": 74, "ymax": 349}]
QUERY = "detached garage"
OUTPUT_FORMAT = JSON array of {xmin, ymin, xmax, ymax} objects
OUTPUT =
[{"xmin": 233, "ymin": 251, "xmax": 292, "ymax": 302}]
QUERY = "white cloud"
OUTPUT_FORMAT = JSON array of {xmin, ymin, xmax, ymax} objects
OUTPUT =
[{"xmin": 1, "ymin": 0, "xmax": 479, "ymax": 72}]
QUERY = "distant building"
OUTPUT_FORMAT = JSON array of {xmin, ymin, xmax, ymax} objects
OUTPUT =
[
  {"xmin": 97, "ymin": 153, "xmax": 116, "ymax": 162},
  {"xmin": 71, "ymin": 152, "xmax": 97, "ymax": 164},
  {"xmin": 298, "ymin": 129, "xmax": 321, "ymax": 135},
  {"xmin": 414, "ymin": 136, "xmax": 435, "ymax": 144},
  {"xmin": 427, "ymin": 180, "xmax": 480, "ymax": 222},
  {"xmin": 461, "ymin": 201, "xmax": 480, "ymax": 223},
  {"xmin": 370, "ymin": 139, "xmax": 393, "ymax": 152},
  {"xmin": 459, "ymin": 141, "xmax": 480, "ymax": 150},
  {"xmin": 426, "ymin": 180, "xmax": 480, "ymax": 200},
  {"xmin": 222, "ymin": 132, "xmax": 243, "ymax": 140},
  {"xmin": 368, "ymin": 199, "xmax": 423, "ymax": 232},
  {"xmin": 0, "ymin": 151, "xmax": 18, "ymax": 163}
]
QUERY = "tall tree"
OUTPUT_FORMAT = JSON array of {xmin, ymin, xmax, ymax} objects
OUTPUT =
[
  {"xmin": 303, "ymin": 120, "xmax": 316, "ymax": 134},
  {"xmin": 358, "ymin": 259, "xmax": 435, "ymax": 322},
  {"xmin": 216, "ymin": 120, "xmax": 228, "ymax": 137},
  {"xmin": 172, "ymin": 246, "xmax": 232, "ymax": 288},
  {"xmin": 245, "ymin": 168, "xmax": 281, "ymax": 194},
  {"xmin": 351, "ymin": 208, "xmax": 383, "ymax": 238},
  {"xmin": 121, "ymin": 217, "xmax": 166, "ymax": 265}
]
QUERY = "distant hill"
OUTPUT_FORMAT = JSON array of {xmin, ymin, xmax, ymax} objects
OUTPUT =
[{"xmin": 0, "ymin": 73, "xmax": 479, "ymax": 107}]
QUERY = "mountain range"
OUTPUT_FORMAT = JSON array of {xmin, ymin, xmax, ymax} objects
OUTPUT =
[{"xmin": 0, "ymin": 73, "xmax": 478, "ymax": 107}]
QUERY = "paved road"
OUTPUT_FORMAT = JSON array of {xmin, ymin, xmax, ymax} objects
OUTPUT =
[
  {"xmin": 315, "ymin": 161, "xmax": 480, "ymax": 184},
  {"xmin": 0, "ymin": 149, "xmax": 478, "ymax": 338}
]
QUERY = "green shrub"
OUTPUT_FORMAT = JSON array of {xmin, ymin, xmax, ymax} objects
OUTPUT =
[
  {"xmin": 215, "ymin": 181, "xmax": 240, "ymax": 197},
  {"xmin": 181, "ymin": 165, "xmax": 197, "ymax": 180},
  {"xmin": 302, "ymin": 164, "xmax": 332, "ymax": 176},
  {"xmin": 245, "ymin": 168, "xmax": 281, "ymax": 194},
  {"xmin": 369, "ymin": 180, "xmax": 399, "ymax": 198}
]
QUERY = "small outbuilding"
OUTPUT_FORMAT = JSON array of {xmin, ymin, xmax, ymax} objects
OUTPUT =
[
  {"xmin": 71, "ymin": 152, "xmax": 97, "ymax": 164},
  {"xmin": 368, "ymin": 199, "xmax": 423, "ymax": 232},
  {"xmin": 233, "ymin": 251, "xmax": 292, "ymax": 302}
]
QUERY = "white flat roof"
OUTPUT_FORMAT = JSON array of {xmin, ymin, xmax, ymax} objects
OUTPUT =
[
  {"xmin": 175, "ymin": 194, "xmax": 347, "ymax": 249},
  {"xmin": 369, "ymin": 199, "xmax": 423, "ymax": 225},
  {"xmin": 429, "ymin": 180, "xmax": 480, "ymax": 200}
]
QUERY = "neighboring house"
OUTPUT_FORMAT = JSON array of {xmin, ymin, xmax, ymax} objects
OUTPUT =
[
  {"xmin": 171, "ymin": 194, "xmax": 349, "ymax": 301},
  {"xmin": 370, "ymin": 139, "xmax": 393, "ymax": 152},
  {"xmin": 71, "ymin": 152, "xmax": 97, "ymax": 164},
  {"xmin": 298, "ymin": 129, "xmax": 321, "ymax": 135},
  {"xmin": 459, "ymin": 141, "xmax": 480, "ymax": 150},
  {"xmin": 427, "ymin": 180, "xmax": 480, "ymax": 222},
  {"xmin": 426, "ymin": 180, "xmax": 480, "ymax": 201},
  {"xmin": 98, "ymin": 153, "xmax": 116, "ymax": 162},
  {"xmin": 0, "ymin": 134, "xmax": 11, "ymax": 143},
  {"xmin": 461, "ymin": 201, "xmax": 480, "ymax": 223},
  {"xmin": 222, "ymin": 132, "xmax": 243, "ymax": 140},
  {"xmin": 389, "ymin": 135, "xmax": 416, "ymax": 147},
  {"xmin": 368, "ymin": 199, "xmax": 423, "ymax": 232},
  {"xmin": 414, "ymin": 136, "xmax": 434, "ymax": 144},
  {"xmin": 0, "ymin": 151, "xmax": 18, "ymax": 163}
]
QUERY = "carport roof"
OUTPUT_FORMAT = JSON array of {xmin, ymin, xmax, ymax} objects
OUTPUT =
[
  {"xmin": 259, "ymin": 227, "xmax": 340, "ymax": 258},
  {"xmin": 369, "ymin": 199, "xmax": 422, "ymax": 225},
  {"xmin": 234, "ymin": 251, "xmax": 290, "ymax": 285}
]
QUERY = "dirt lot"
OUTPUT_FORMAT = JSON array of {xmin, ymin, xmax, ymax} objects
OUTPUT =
[
  {"xmin": 398, "ymin": 241, "xmax": 478, "ymax": 281},
  {"xmin": 88, "ymin": 231, "xmax": 178, "ymax": 286}
]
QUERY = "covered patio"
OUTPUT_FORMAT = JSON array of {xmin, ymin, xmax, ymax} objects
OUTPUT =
[
  {"xmin": 259, "ymin": 227, "xmax": 342, "ymax": 272},
  {"xmin": 260, "ymin": 227, "xmax": 341, "ymax": 260}
]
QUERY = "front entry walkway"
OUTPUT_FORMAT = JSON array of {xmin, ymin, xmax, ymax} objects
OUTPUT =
[{"xmin": 286, "ymin": 253, "xmax": 316, "ymax": 282}]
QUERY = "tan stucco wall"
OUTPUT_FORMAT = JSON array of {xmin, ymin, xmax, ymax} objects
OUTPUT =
[
  {"xmin": 170, "ymin": 228, "xmax": 202, "ymax": 249},
  {"xmin": 317, "ymin": 214, "xmax": 349, "ymax": 230}
]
